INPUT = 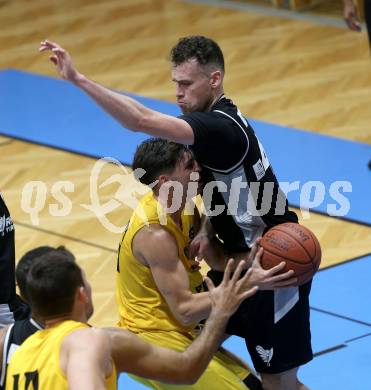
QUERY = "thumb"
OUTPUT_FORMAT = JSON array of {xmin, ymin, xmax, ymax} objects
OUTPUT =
[
  {"xmin": 189, "ymin": 240, "xmax": 200, "ymax": 259},
  {"xmin": 204, "ymin": 276, "xmax": 215, "ymax": 292}
]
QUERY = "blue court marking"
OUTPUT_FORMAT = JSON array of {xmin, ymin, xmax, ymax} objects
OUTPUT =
[
  {"xmin": 1, "ymin": 69, "xmax": 370, "ymax": 225},
  {"xmin": 311, "ymin": 254, "xmax": 371, "ymax": 325},
  {"xmin": 221, "ymin": 308, "xmax": 370, "ymax": 373},
  {"xmin": 300, "ymin": 333, "xmax": 371, "ymax": 390},
  {"xmin": 118, "ymin": 374, "xmax": 150, "ymax": 389}
]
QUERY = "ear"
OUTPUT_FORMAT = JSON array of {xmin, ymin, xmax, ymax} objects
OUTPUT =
[
  {"xmin": 158, "ymin": 174, "xmax": 169, "ymax": 186},
  {"xmin": 76, "ymin": 286, "xmax": 88, "ymax": 304},
  {"xmin": 209, "ymin": 70, "xmax": 222, "ymax": 89}
]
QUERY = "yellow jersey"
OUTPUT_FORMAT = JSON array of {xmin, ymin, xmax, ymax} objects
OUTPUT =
[
  {"xmin": 6, "ymin": 320, "xmax": 117, "ymax": 390},
  {"xmin": 116, "ymin": 191, "xmax": 204, "ymax": 334}
]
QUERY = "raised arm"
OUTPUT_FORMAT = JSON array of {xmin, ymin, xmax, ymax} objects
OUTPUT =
[
  {"xmin": 39, "ymin": 40, "xmax": 194, "ymax": 144},
  {"xmin": 60, "ymin": 328, "xmax": 113, "ymax": 390},
  {"xmin": 107, "ymin": 259, "xmax": 258, "ymax": 384}
]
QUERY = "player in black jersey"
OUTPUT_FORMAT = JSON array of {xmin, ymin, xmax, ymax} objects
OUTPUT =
[
  {"xmin": 40, "ymin": 35, "xmax": 313, "ymax": 390},
  {"xmin": 0, "ymin": 193, "xmax": 30, "ymax": 329},
  {"xmin": 0, "ymin": 246, "xmax": 72, "ymax": 390}
]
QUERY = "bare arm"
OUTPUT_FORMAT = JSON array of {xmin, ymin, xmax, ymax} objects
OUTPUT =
[
  {"xmin": 190, "ymin": 215, "xmax": 298, "ymax": 288},
  {"xmin": 60, "ymin": 328, "xmax": 113, "ymax": 390},
  {"xmin": 39, "ymin": 40, "xmax": 194, "ymax": 144},
  {"xmin": 133, "ymin": 225, "xmax": 211, "ymax": 326},
  {"xmin": 107, "ymin": 259, "xmax": 258, "ymax": 384},
  {"xmin": 343, "ymin": 0, "xmax": 362, "ymax": 31}
]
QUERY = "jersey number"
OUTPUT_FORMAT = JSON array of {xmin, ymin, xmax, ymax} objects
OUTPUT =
[{"xmin": 12, "ymin": 371, "xmax": 39, "ymax": 390}]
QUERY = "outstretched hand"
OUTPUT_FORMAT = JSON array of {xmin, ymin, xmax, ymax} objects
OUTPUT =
[
  {"xmin": 248, "ymin": 242, "xmax": 298, "ymax": 290},
  {"xmin": 205, "ymin": 259, "xmax": 258, "ymax": 319},
  {"xmin": 39, "ymin": 40, "xmax": 81, "ymax": 83}
]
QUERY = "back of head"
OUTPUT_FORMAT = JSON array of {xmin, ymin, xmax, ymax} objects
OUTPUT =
[
  {"xmin": 16, "ymin": 246, "xmax": 74, "ymax": 302},
  {"xmin": 170, "ymin": 35, "xmax": 225, "ymax": 72},
  {"xmin": 133, "ymin": 138, "xmax": 188, "ymax": 186},
  {"xmin": 26, "ymin": 251, "xmax": 83, "ymax": 319}
]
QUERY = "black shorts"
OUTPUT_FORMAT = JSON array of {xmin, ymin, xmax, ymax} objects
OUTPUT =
[{"xmin": 207, "ymin": 270, "xmax": 313, "ymax": 374}]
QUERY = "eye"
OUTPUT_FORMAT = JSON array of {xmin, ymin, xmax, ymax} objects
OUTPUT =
[{"xmin": 180, "ymin": 81, "xmax": 192, "ymax": 87}]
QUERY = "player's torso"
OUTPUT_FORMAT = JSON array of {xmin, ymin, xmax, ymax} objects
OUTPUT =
[
  {"xmin": 188, "ymin": 98, "xmax": 298, "ymax": 251},
  {"xmin": 0, "ymin": 192, "xmax": 16, "ymax": 305},
  {"xmin": 0, "ymin": 318, "xmax": 43, "ymax": 390},
  {"xmin": 116, "ymin": 192, "xmax": 204, "ymax": 334},
  {"xmin": 5, "ymin": 321, "xmax": 115, "ymax": 390}
]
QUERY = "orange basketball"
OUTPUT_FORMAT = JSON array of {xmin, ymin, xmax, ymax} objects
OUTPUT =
[{"xmin": 260, "ymin": 223, "xmax": 321, "ymax": 285}]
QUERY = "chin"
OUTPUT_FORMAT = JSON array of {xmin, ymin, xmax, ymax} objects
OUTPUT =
[{"xmin": 180, "ymin": 106, "xmax": 191, "ymax": 114}]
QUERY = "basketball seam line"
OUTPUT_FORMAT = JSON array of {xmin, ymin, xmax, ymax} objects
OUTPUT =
[{"xmin": 269, "ymin": 225, "xmax": 317, "ymax": 271}]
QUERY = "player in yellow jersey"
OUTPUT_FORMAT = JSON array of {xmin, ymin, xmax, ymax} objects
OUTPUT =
[
  {"xmin": 6, "ymin": 245, "xmax": 261, "ymax": 390},
  {"xmin": 116, "ymin": 138, "xmax": 291, "ymax": 390}
]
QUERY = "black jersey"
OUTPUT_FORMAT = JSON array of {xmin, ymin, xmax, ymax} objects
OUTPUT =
[
  {"xmin": 181, "ymin": 96, "xmax": 298, "ymax": 251},
  {"xmin": 0, "ymin": 318, "xmax": 42, "ymax": 389},
  {"xmin": 0, "ymin": 193, "xmax": 16, "ymax": 305},
  {"xmin": 0, "ymin": 193, "xmax": 30, "ymax": 326}
]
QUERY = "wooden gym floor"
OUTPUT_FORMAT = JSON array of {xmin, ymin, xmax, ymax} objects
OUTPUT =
[{"xmin": 0, "ymin": 0, "xmax": 370, "ymax": 327}]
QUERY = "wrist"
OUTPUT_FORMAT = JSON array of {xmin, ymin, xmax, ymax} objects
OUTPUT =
[
  {"xmin": 205, "ymin": 310, "xmax": 229, "ymax": 329},
  {"xmin": 197, "ymin": 232, "xmax": 216, "ymax": 241},
  {"xmin": 71, "ymin": 72, "xmax": 86, "ymax": 86}
]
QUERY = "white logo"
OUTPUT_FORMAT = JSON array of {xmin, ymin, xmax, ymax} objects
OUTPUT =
[
  {"xmin": 253, "ymin": 159, "xmax": 266, "ymax": 181},
  {"xmin": 0, "ymin": 215, "xmax": 5, "ymax": 236},
  {"xmin": 81, "ymin": 157, "xmax": 156, "ymax": 234},
  {"xmin": 256, "ymin": 345, "xmax": 273, "ymax": 366}
]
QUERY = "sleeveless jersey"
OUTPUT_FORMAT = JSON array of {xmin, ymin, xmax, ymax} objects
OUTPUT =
[
  {"xmin": 0, "ymin": 318, "xmax": 42, "ymax": 390},
  {"xmin": 116, "ymin": 191, "xmax": 204, "ymax": 334},
  {"xmin": 6, "ymin": 320, "xmax": 117, "ymax": 390}
]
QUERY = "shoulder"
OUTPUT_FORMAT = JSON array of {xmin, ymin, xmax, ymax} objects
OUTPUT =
[
  {"xmin": 136, "ymin": 224, "xmax": 176, "ymax": 242},
  {"xmin": 61, "ymin": 327, "xmax": 111, "ymax": 363},
  {"xmin": 133, "ymin": 224, "xmax": 178, "ymax": 264},
  {"xmin": 180, "ymin": 111, "xmax": 226, "ymax": 128},
  {"xmin": 64, "ymin": 327, "xmax": 108, "ymax": 348}
]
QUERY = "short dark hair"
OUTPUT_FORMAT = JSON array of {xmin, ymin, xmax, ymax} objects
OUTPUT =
[
  {"xmin": 170, "ymin": 36, "xmax": 225, "ymax": 72},
  {"xmin": 16, "ymin": 246, "xmax": 75, "ymax": 301},
  {"xmin": 132, "ymin": 138, "xmax": 188, "ymax": 186},
  {"xmin": 26, "ymin": 251, "xmax": 83, "ymax": 318}
]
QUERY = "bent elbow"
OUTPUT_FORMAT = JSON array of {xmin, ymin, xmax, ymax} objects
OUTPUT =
[
  {"xmin": 136, "ymin": 113, "xmax": 154, "ymax": 133},
  {"xmin": 176, "ymin": 312, "xmax": 195, "ymax": 327}
]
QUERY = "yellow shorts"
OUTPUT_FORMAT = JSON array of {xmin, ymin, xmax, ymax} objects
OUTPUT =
[{"xmin": 129, "ymin": 330, "xmax": 252, "ymax": 389}]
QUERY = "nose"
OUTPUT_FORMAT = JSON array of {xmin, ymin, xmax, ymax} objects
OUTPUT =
[{"xmin": 176, "ymin": 83, "xmax": 184, "ymax": 99}]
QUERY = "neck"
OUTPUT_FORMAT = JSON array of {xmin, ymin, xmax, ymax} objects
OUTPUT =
[
  {"xmin": 30, "ymin": 312, "xmax": 45, "ymax": 327},
  {"xmin": 154, "ymin": 191, "xmax": 184, "ymax": 229},
  {"xmin": 44, "ymin": 315, "xmax": 73, "ymax": 329},
  {"xmin": 207, "ymin": 90, "xmax": 224, "ymax": 112},
  {"xmin": 43, "ymin": 311, "xmax": 87, "ymax": 329}
]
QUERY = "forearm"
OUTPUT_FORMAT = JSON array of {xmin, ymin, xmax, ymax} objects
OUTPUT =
[
  {"xmin": 200, "ymin": 237, "xmax": 228, "ymax": 271},
  {"xmin": 201, "ymin": 239, "xmax": 251, "ymax": 272},
  {"xmin": 178, "ymin": 310, "xmax": 229, "ymax": 383},
  {"xmin": 74, "ymin": 74, "xmax": 151, "ymax": 132},
  {"xmin": 198, "ymin": 214, "xmax": 216, "ymax": 239},
  {"xmin": 175, "ymin": 291, "xmax": 211, "ymax": 326}
]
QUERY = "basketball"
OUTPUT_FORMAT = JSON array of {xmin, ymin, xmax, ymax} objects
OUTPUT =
[{"xmin": 260, "ymin": 223, "xmax": 321, "ymax": 285}]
